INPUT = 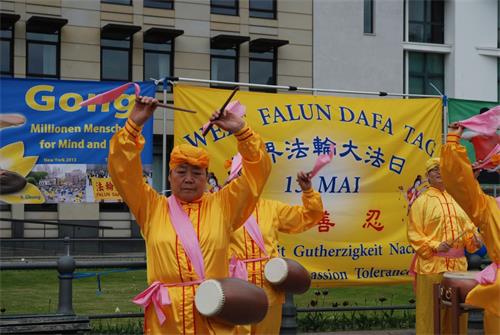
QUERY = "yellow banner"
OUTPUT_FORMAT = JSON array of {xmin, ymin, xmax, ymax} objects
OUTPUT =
[
  {"xmin": 174, "ymin": 85, "xmax": 442, "ymax": 287},
  {"xmin": 91, "ymin": 177, "xmax": 122, "ymax": 201}
]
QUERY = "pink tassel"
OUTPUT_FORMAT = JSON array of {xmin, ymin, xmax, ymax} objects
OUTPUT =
[
  {"xmin": 79, "ymin": 82, "xmax": 141, "ymax": 106},
  {"xmin": 310, "ymin": 144, "xmax": 335, "ymax": 177},
  {"xmin": 201, "ymin": 100, "xmax": 246, "ymax": 134}
]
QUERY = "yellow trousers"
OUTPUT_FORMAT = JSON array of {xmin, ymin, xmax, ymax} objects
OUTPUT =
[
  {"xmin": 416, "ymin": 273, "xmax": 468, "ymax": 335},
  {"xmin": 235, "ymin": 304, "xmax": 282, "ymax": 334},
  {"xmin": 483, "ymin": 310, "xmax": 500, "ymax": 335}
]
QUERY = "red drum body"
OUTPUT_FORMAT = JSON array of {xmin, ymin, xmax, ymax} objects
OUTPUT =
[
  {"xmin": 440, "ymin": 271, "xmax": 479, "ymax": 303},
  {"xmin": 264, "ymin": 257, "xmax": 311, "ymax": 294},
  {"xmin": 194, "ymin": 278, "xmax": 268, "ymax": 325}
]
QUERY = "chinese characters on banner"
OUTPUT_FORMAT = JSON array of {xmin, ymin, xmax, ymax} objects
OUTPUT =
[{"xmin": 173, "ymin": 85, "xmax": 442, "ymax": 286}]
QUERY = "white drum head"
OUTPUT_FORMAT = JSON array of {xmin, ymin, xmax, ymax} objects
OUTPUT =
[
  {"xmin": 443, "ymin": 271, "xmax": 478, "ymax": 280},
  {"xmin": 264, "ymin": 258, "xmax": 288, "ymax": 284},
  {"xmin": 195, "ymin": 279, "xmax": 225, "ymax": 317}
]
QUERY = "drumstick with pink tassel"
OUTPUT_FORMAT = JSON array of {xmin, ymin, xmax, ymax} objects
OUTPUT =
[{"xmin": 79, "ymin": 82, "xmax": 197, "ymax": 114}]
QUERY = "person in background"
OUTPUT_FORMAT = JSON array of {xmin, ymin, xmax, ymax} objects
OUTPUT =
[
  {"xmin": 407, "ymin": 157, "xmax": 481, "ymax": 335},
  {"xmin": 225, "ymin": 155, "xmax": 324, "ymax": 334}
]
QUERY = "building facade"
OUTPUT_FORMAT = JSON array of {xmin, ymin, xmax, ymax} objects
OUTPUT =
[
  {"xmin": 0, "ymin": 0, "xmax": 313, "ymax": 243},
  {"xmin": 1, "ymin": 0, "xmax": 498, "ymax": 246},
  {"xmin": 314, "ymin": 0, "xmax": 500, "ymax": 101}
]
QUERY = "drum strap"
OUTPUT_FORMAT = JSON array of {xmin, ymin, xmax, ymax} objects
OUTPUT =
[
  {"xmin": 229, "ymin": 254, "xmax": 269, "ymax": 281},
  {"xmin": 244, "ymin": 215, "xmax": 268, "ymax": 256},
  {"xmin": 408, "ymin": 248, "xmax": 465, "ymax": 292},
  {"xmin": 167, "ymin": 195, "xmax": 206, "ymax": 281},
  {"xmin": 228, "ymin": 214, "xmax": 270, "ymax": 280}
]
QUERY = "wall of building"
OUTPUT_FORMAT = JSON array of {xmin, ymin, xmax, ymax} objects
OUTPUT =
[
  {"xmin": 314, "ymin": 0, "xmax": 499, "ymax": 101},
  {"xmin": 0, "ymin": 0, "xmax": 313, "ymax": 240},
  {"xmin": 446, "ymin": 0, "xmax": 498, "ymax": 101},
  {"xmin": 313, "ymin": 0, "xmax": 405, "ymax": 94}
]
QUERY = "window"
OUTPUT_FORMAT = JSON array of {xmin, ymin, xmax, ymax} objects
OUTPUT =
[
  {"xmin": 26, "ymin": 16, "xmax": 67, "ymax": 78},
  {"xmin": 0, "ymin": 204, "xmax": 11, "ymax": 212},
  {"xmin": 101, "ymin": 24, "xmax": 141, "ymax": 81},
  {"xmin": 249, "ymin": 0, "xmax": 276, "ymax": 19},
  {"xmin": 249, "ymin": 50, "xmax": 276, "ymax": 91},
  {"xmin": 25, "ymin": 204, "xmax": 58, "ymax": 212},
  {"xmin": 210, "ymin": 35, "xmax": 248, "ymax": 88},
  {"xmin": 211, "ymin": 0, "xmax": 238, "ymax": 16},
  {"xmin": 144, "ymin": 41, "xmax": 172, "ymax": 85},
  {"xmin": 99, "ymin": 202, "xmax": 129, "ymax": 212},
  {"xmin": 364, "ymin": 0, "xmax": 374, "ymax": 34},
  {"xmin": 152, "ymin": 134, "xmax": 174, "ymax": 193},
  {"xmin": 27, "ymin": 33, "xmax": 58, "ymax": 78},
  {"xmin": 408, "ymin": 52, "xmax": 444, "ymax": 95},
  {"xmin": 102, "ymin": 0, "xmax": 132, "ymax": 5},
  {"xmin": 0, "ymin": 14, "xmax": 19, "ymax": 77},
  {"xmin": 249, "ymin": 38, "xmax": 287, "ymax": 92},
  {"xmin": 143, "ymin": 28, "xmax": 182, "ymax": 90},
  {"xmin": 211, "ymin": 48, "xmax": 238, "ymax": 87},
  {"xmin": 408, "ymin": 0, "xmax": 444, "ymax": 44},
  {"xmin": 144, "ymin": 0, "xmax": 174, "ymax": 9}
]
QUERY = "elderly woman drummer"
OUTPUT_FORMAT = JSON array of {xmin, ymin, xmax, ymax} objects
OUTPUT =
[{"xmin": 108, "ymin": 96, "xmax": 271, "ymax": 334}]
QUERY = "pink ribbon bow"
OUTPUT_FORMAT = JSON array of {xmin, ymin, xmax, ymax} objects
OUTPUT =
[
  {"xmin": 229, "ymin": 255, "xmax": 249, "ymax": 281},
  {"xmin": 79, "ymin": 82, "xmax": 141, "ymax": 106},
  {"xmin": 201, "ymin": 100, "xmax": 246, "ymax": 134},
  {"xmin": 475, "ymin": 262, "xmax": 499, "ymax": 285},
  {"xmin": 132, "ymin": 281, "xmax": 170, "ymax": 325},
  {"xmin": 310, "ymin": 144, "xmax": 335, "ymax": 177}
]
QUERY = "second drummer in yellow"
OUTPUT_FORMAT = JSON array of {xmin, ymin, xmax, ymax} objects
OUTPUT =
[
  {"xmin": 227, "ymin": 168, "xmax": 324, "ymax": 334},
  {"xmin": 407, "ymin": 157, "xmax": 481, "ymax": 335}
]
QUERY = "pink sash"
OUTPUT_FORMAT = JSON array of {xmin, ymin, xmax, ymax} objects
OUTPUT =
[
  {"xmin": 472, "ymin": 143, "xmax": 500, "ymax": 171},
  {"xmin": 475, "ymin": 262, "xmax": 499, "ymax": 285},
  {"xmin": 408, "ymin": 248, "xmax": 465, "ymax": 292},
  {"xmin": 166, "ymin": 196, "xmax": 205, "ymax": 280},
  {"xmin": 132, "ymin": 196, "xmax": 206, "ymax": 325},
  {"xmin": 132, "ymin": 279, "xmax": 202, "ymax": 325},
  {"xmin": 226, "ymin": 153, "xmax": 243, "ymax": 183},
  {"xmin": 229, "ymin": 215, "xmax": 269, "ymax": 280}
]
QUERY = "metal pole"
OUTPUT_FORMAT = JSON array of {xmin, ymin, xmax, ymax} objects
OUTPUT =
[
  {"xmin": 280, "ymin": 292, "xmax": 297, "ymax": 334},
  {"xmin": 443, "ymin": 95, "xmax": 449, "ymax": 141},
  {"xmin": 162, "ymin": 83, "xmax": 168, "ymax": 193},
  {"xmin": 57, "ymin": 237, "xmax": 75, "ymax": 315},
  {"xmin": 159, "ymin": 76, "xmax": 441, "ymax": 98}
]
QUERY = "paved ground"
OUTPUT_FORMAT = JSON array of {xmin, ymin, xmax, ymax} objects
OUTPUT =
[
  {"xmin": 302, "ymin": 329, "xmax": 484, "ymax": 334},
  {"xmin": 301, "ymin": 331, "xmax": 414, "ymax": 335}
]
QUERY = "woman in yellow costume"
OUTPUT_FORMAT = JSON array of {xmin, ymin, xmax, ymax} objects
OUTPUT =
[
  {"xmin": 407, "ymin": 157, "xmax": 481, "ymax": 335},
  {"xmin": 441, "ymin": 124, "xmax": 499, "ymax": 334},
  {"xmin": 108, "ymin": 96, "xmax": 271, "ymax": 334},
  {"xmin": 224, "ymin": 155, "xmax": 324, "ymax": 334}
]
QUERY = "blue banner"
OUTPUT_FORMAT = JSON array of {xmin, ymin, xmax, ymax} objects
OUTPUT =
[{"xmin": 0, "ymin": 78, "xmax": 156, "ymax": 203}]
